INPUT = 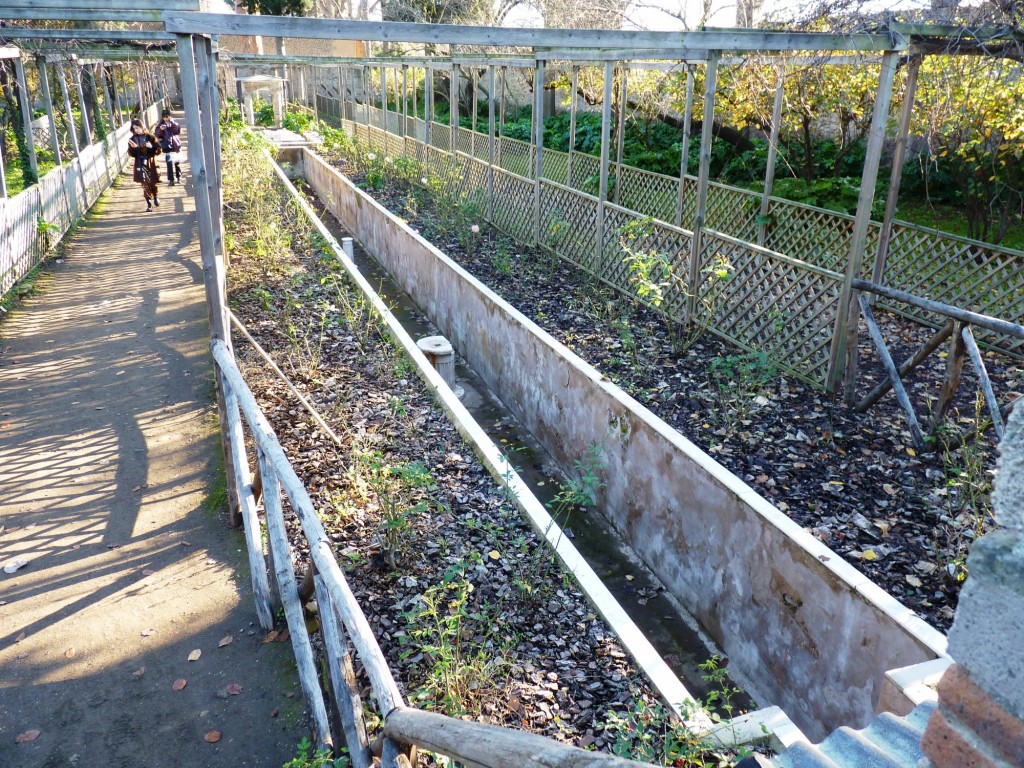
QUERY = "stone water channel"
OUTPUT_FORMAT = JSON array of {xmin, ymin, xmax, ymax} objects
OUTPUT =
[{"xmin": 302, "ymin": 190, "xmax": 751, "ymax": 710}]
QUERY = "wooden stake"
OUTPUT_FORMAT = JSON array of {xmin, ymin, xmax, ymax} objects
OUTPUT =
[
  {"xmin": 961, "ymin": 325, "xmax": 1005, "ymax": 440},
  {"xmin": 13, "ymin": 57, "xmax": 38, "ymax": 181},
  {"xmin": 487, "ymin": 64, "xmax": 495, "ymax": 218},
  {"xmin": 856, "ymin": 319, "xmax": 953, "ymax": 412},
  {"xmin": 567, "ymin": 65, "xmax": 578, "ymax": 186},
  {"xmin": 533, "ymin": 58, "xmax": 544, "ymax": 245},
  {"xmin": 36, "ymin": 57, "xmax": 63, "ymax": 165},
  {"xmin": 613, "ymin": 66, "xmax": 627, "ymax": 204},
  {"xmin": 595, "ymin": 61, "xmax": 614, "ymax": 277},
  {"xmin": 858, "ymin": 294, "xmax": 925, "ymax": 449},
  {"xmin": 757, "ymin": 64, "xmax": 785, "ymax": 247},
  {"xmin": 933, "ymin": 321, "xmax": 967, "ymax": 427}
]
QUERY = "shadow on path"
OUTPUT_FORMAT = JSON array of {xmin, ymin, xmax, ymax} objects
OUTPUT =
[{"xmin": 0, "ymin": 113, "xmax": 307, "ymax": 768}]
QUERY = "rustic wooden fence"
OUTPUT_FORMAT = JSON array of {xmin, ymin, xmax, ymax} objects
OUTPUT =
[
  {"xmin": 313, "ymin": 93, "xmax": 1023, "ymax": 387},
  {"xmin": 0, "ymin": 100, "xmax": 165, "ymax": 301}
]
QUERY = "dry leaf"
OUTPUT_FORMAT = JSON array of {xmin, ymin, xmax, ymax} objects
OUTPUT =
[
  {"xmin": 862, "ymin": 549, "xmax": 878, "ymax": 562},
  {"xmin": 64, "ymin": 648, "xmax": 76, "ymax": 659},
  {"xmin": 172, "ymin": 678, "xmax": 187, "ymax": 691},
  {"xmin": 15, "ymin": 729, "xmax": 41, "ymax": 743},
  {"xmin": 905, "ymin": 575, "xmax": 923, "ymax": 588},
  {"xmin": 15, "ymin": 631, "xmax": 26, "ymax": 643},
  {"xmin": 204, "ymin": 730, "xmax": 222, "ymax": 743},
  {"xmin": 226, "ymin": 683, "xmax": 242, "ymax": 695},
  {"xmin": 882, "ymin": 484, "xmax": 898, "ymax": 496},
  {"xmin": 187, "ymin": 649, "xmax": 202, "ymax": 662},
  {"xmin": 142, "ymin": 569, "xmax": 156, "ymax": 576},
  {"xmin": 487, "ymin": 550, "xmax": 500, "ymax": 560},
  {"xmin": 262, "ymin": 630, "xmax": 279, "ymax": 644},
  {"xmin": 218, "ymin": 634, "xmax": 233, "ymax": 648},
  {"xmin": 270, "ymin": 708, "xmax": 279, "ymax": 718},
  {"xmin": 277, "ymin": 629, "xmax": 289, "ymax": 643},
  {"xmin": 141, "ymin": 629, "xmax": 157, "ymax": 637},
  {"xmin": 132, "ymin": 667, "xmax": 145, "ymax": 678}
]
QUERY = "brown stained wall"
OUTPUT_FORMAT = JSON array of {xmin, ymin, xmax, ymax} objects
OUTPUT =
[{"xmin": 296, "ymin": 147, "xmax": 949, "ymax": 741}]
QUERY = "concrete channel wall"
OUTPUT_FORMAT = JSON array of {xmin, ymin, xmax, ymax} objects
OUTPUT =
[{"xmin": 293, "ymin": 147, "xmax": 949, "ymax": 741}]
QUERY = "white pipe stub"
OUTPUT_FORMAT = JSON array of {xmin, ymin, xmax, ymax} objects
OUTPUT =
[{"xmin": 416, "ymin": 335, "xmax": 463, "ymax": 398}]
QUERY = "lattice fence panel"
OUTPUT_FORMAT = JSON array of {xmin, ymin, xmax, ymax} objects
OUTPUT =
[
  {"xmin": 497, "ymin": 137, "xmax": 533, "ymax": 178},
  {"xmin": 491, "ymin": 168, "xmax": 534, "ymax": 243},
  {"xmin": 457, "ymin": 155, "xmax": 490, "ymax": 212},
  {"xmin": 678, "ymin": 176, "xmax": 698, "ymax": 228},
  {"xmin": 705, "ymin": 183, "xmax": 759, "ymax": 243},
  {"xmin": 615, "ymin": 165, "xmax": 679, "ymax": 224},
  {"xmin": 764, "ymin": 199, "xmax": 855, "ymax": 273},
  {"xmin": 568, "ymin": 151, "xmax": 601, "ymax": 194},
  {"xmin": 541, "ymin": 148, "xmax": 569, "ymax": 185},
  {"xmin": 428, "ymin": 122, "xmax": 450, "ymax": 152},
  {"xmin": 457, "ymin": 130, "xmax": 473, "ymax": 156},
  {"xmin": 540, "ymin": 183, "xmax": 599, "ymax": 272},
  {"xmin": 882, "ymin": 224, "xmax": 1024, "ymax": 356},
  {"xmin": 600, "ymin": 205, "xmax": 693, "ymax": 321},
  {"xmin": 697, "ymin": 233, "xmax": 843, "ymax": 386}
]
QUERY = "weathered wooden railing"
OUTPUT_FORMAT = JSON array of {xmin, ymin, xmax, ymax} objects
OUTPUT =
[
  {"xmin": 0, "ymin": 99, "xmax": 165, "ymax": 301},
  {"xmin": 211, "ymin": 339, "xmax": 669, "ymax": 767}
]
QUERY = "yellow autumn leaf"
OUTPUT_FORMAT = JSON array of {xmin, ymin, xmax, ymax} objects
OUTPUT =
[
  {"xmin": 488, "ymin": 550, "xmax": 501, "ymax": 560},
  {"xmin": 862, "ymin": 550, "xmax": 878, "ymax": 562}
]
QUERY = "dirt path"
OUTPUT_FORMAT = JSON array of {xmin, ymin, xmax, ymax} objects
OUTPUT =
[{"xmin": 0, "ymin": 117, "xmax": 308, "ymax": 768}]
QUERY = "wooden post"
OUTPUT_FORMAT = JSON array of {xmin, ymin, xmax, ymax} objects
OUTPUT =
[
  {"xmin": 199, "ymin": 37, "xmax": 226, "ymax": 265},
  {"xmin": 379, "ymin": 63, "xmax": 386, "ymax": 133},
  {"xmin": 13, "ymin": 57, "xmax": 39, "ymax": 181},
  {"xmin": 312, "ymin": 66, "xmax": 319, "ymax": 124},
  {"xmin": 111, "ymin": 66, "xmax": 125, "ymax": 124},
  {"xmin": 258, "ymin": 453, "xmax": 333, "ymax": 749},
  {"xmin": 177, "ymin": 34, "xmax": 239, "ymax": 527},
  {"xmin": 934, "ymin": 321, "xmax": 967, "ymax": 427},
  {"xmin": 595, "ymin": 61, "xmax": 615, "ymax": 278},
  {"xmin": 613, "ymin": 66, "xmax": 627, "ymax": 204},
  {"xmin": 685, "ymin": 51, "xmax": 720, "ymax": 322},
  {"xmin": 73, "ymin": 62, "xmax": 93, "ymax": 147},
  {"xmin": 37, "ymin": 58, "xmax": 63, "ymax": 165},
  {"xmin": 567, "ymin": 65, "xmax": 578, "ymax": 187},
  {"xmin": 674, "ymin": 64, "xmax": 695, "ymax": 227},
  {"xmin": 401, "ymin": 63, "xmax": 408, "ymax": 144},
  {"xmin": 869, "ymin": 54, "xmax": 923, "ymax": 298},
  {"xmin": 487, "ymin": 64, "xmax": 495, "ymax": 217},
  {"xmin": 497, "ymin": 66, "xmax": 505, "ymax": 169},
  {"xmin": 314, "ymin": 574, "xmax": 374, "ymax": 768},
  {"xmin": 470, "ymin": 67, "xmax": 478, "ymax": 158},
  {"xmin": 533, "ymin": 58, "xmax": 544, "ymax": 245},
  {"xmin": 827, "ymin": 50, "xmax": 899, "ymax": 399},
  {"xmin": 101, "ymin": 66, "xmax": 118, "ymax": 129},
  {"xmin": 757, "ymin": 64, "xmax": 785, "ymax": 247},
  {"xmin": 56, "ymin": 62, "xmax": 89, "ymax": 208},
  {"xmin": 424, "ymin": 67, "xmax": 433, "ymax": 151},
  {"xmin": 0, "ymin": 139, "xmax": 6, "ymax": 197},
  {"xmin": 450, "ymin": 63, "xmax": 458, "ymax": 156}
]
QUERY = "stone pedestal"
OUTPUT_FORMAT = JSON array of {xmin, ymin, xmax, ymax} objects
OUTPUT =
[{"xmin": 922, "ymin": 403, "xmax": 1024, "ymax": 768}]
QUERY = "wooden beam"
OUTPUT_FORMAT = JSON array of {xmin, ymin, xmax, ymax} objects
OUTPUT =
[
  {"xmin": 674, "ymin": 64, "xmax": 694, "ymax": 227},
  {"xmin": 487, "ymin": 64, "xmax": 495, "ymax": 217},
  {"xmin": 858, "ymin": 295, "xmax": 926, "ymax": 449},
  {"xmin": 536, "ymin": 48, "xmax": 707, "ymax": 62},
  {"xmin": 826, "ymin": 50, "xmax": 899, "ymax": 399},
  {"xmin": 0, "ymin": 28, "xmax": 176, "ymax": 41},
  {"xmin": 566, "ymin": 65, "xmax": 578, "ymax": 187},
  {"xmin": 384, "ymin": 707, "xmax": 659, "ymax": 768},
  {"xmin": 856, "ymin": 320, "xmax": 953, "ymax": 412},
  {"xmin": 163, "ymin": 14, "xmax": 897, "ymax": 52},
  {"xmin": 686, "ymin": 51, "xmax": 720, "ymax": 322},
  {"xmin": 851, "ymin": 279, "xmax": 1024, "ymax": 340},
  {"xmin": 961, "ymin": 325, "xmax": 1005, "ymax": 440},
  {"xmin": 613, "ymin": 66, "xmax": 626, "ymax": 205}
]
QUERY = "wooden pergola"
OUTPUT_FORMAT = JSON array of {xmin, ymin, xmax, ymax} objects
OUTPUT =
[{"xmin": 3, "ymin": 3, "xmax": 1022, "ymax": 763}]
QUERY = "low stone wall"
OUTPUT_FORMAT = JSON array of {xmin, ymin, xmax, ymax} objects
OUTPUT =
[{"xmin": 294, "ymin": 146, "xmax": 948, "ymax": 741}]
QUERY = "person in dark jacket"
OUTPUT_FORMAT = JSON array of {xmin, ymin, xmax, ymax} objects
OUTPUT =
[
  {"xmin": 154, "ymin": 109, "xmax": 183, "ymax": 186},
  {"xmin": 127, "ymin": 118, "xmax": 162, "ymax": 211}
]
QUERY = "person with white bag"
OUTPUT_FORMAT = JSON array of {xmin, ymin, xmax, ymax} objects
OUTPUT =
[{"xmin": 154, "ymin": 109, "xmax": 184, "ymax": 186}]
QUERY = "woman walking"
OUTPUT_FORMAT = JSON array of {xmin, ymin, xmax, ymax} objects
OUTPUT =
[
  {"xmin": 154, "ymin": 109, "xmax": 183, "ymax": 186},
  {"xmin": 127, "ymin": 118, "xmax": 162, "ymax": 211}
]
